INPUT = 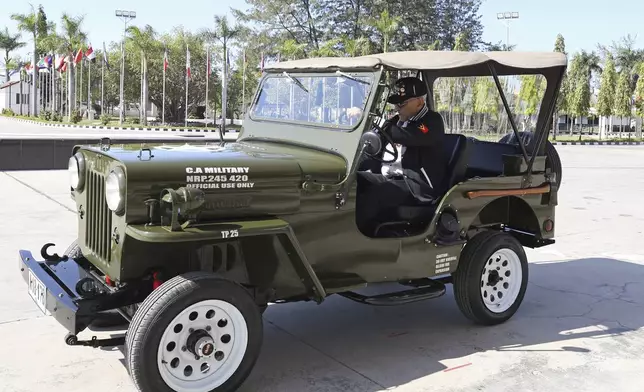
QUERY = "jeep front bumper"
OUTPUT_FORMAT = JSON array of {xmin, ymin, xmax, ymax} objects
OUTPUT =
[{"xmin": 18, "ymin": 248, "xmax": 150, "ymax": 335}]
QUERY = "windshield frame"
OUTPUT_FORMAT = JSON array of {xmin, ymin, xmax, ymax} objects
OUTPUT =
[{"xmin": 247, "ymin": 70, "xmax": 375, "ymax": 133}]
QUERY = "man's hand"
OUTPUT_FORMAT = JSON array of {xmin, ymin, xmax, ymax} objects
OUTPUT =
[{"xmin": 347, "ymin": 107, "xmax": 362, "ymax": 119}]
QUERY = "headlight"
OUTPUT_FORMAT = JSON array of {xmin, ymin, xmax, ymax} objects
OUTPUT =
[
  {"xmin": 68, "ymin": 152, "xmax": 85, "ymax": 190},
  {"xmin": 105, "ymin": 167, "xmax": 126, "ymax": 214}
]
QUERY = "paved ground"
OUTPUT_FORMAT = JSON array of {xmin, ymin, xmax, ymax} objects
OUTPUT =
[
  {"xmin": 0, "ymin": 116, "xmax": 237, "ymax": 140},
  {"xmin": 1, "ymin": 145, "xmax": 644, "ymax": 392}
]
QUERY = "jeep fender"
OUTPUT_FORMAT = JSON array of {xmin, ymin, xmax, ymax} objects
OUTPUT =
[{"xmin": 123, "ymin": 219, "xmax": 326, "ymax": 303}]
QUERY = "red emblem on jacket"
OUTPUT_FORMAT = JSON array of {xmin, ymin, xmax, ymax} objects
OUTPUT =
[{"xmin": 419, "ymin": 124, "xmax": 429, "ymax": 133}]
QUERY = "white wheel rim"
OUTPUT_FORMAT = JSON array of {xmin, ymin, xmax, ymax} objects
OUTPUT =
[
  {"xmin": 480, "ymin": 248, "xmax": 522, "ymax": 313},
  {"xmin": 157, "ymin": 299, "xmax": 248, "ymax": 391}
]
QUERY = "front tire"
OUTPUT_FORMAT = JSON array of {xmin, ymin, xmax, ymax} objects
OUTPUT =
[
  {"xmin": 453, "ymin": 231, "xmax": 529, "ymax": 325},
  {"xmin": 125, "ymin": 272, "xmax": 263, "ymax": 392}
]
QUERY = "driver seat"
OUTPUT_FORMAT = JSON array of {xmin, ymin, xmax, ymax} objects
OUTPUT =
[{"xmin": 374, "ymin": 133, "xmax": 470, "ymax": 236}]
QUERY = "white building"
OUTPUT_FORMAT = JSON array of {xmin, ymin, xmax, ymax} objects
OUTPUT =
[{"xmin": 0, "ymin": 77, "xmax": 37, "ymax": 115}]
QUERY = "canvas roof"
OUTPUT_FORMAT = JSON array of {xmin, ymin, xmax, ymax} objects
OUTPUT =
[{"xmin": 264, "ymin": 50, "xmax": 568, "ymax": 76}]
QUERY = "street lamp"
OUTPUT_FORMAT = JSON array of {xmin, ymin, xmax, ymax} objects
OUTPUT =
[
  {"xmin": 497, "ymin": 11, "xmax": 519, "ymax": 49},
  {"xmin": 115, "ymin": 10, "xmax": 136, "ymax": 125}
]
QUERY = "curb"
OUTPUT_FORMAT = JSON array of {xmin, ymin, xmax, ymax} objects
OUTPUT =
[
  {"xmin": 551, "ymin": 140, "xmax": 643, "ymax": 146},
  {"xmin": 7, "ymin": 117, "xmax": 238, "ymax": 134},
  {"xmin": 5, "ymin": 118, "xmax": 642, "ymax": 145}
]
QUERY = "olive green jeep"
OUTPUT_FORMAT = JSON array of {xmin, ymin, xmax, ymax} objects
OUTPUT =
[{"xmin": 19, "ymin": 50, "xmax": 566, "ymax": 392}]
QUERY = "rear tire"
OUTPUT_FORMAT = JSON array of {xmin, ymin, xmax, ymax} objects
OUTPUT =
[
  {"xmin": 125, "ymin": 271, "xmax": 263, "ymax": 392},
  {"xmin": 453, "ymin": 231, "xmax": 529, "ymax": 325}
]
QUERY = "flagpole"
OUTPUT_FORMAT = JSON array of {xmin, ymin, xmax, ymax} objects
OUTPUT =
[
  {"xmin": 88, "ymin": 59, "xmax": 91, "ymax": 119},
  {"xmin": 80, "ymin": 59, "xmax": 83, "ymax": 110},
  {"xmin": 140, "ymin": 53, "xmax": 143, "ymax": 123},
  {"xmin": 51, "ymin": 58, "xmax": 55, "ymax": 112},
  {"xmin": 222, "ymin": 45, "xmax": 228, "ymax": 134},
  {"xmin": 185, "ymin": 44, "xmax": 189, "ymax": 128},
  {"xmin": 101, "ymin": 53, "xmax": 104, "ymax": 118},
  {"xmin": 205, "ymin": 46, "xmax": 209, "ymax": 127},
  {"xmin": 162, "ymin": 46, "xmax": 166, "ymax": 125},
  {"xmin": 242, "ymin": 47, "xmax": 246, "ymax": 117}
]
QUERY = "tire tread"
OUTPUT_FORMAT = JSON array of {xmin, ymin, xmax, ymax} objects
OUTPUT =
[
  {"xmin": 125, "ymin": 271, "xmax": 259, "ymax": 392},
  {"xmin": 453, "ymin": 230, "xmax": 528, "ymax": 325}
]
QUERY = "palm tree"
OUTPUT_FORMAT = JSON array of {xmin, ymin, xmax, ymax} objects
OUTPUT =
[
  {"xmin": 11, "ymin": 5, "xmax": 40, "ymax": 116},
  {"xmin": 369, "ymin": 9, "xmax": 401, "ymax": 53},
  {"xmin": 126, "ymin": 25, "xmax": 157, "ymax": 125},
  {"xmin": 343, "ymin": 36, "xmax": 370, "ymax": 57},
  {"xmin": 0, "ymin": 27, "xmax": 26, "ymax": 82},
  {"xmin": 278, "ymin": 39, "xmax": 307, "ymax": 60},
  {"xmin": 58, "ymin": 13, "xmax": 87, "ymax": 119},
  {"xmin": 201, "ymin": 15, "xmax": 242, "ymax": 133}
]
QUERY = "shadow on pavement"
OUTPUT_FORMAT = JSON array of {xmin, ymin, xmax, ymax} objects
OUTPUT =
[
  {"xmin": 90, "ymin": 257, "xmax": 644, "ymax": 391},
  {"xmin": 240, "ymin": 256, "xmax": 644, "ymax": 391}
]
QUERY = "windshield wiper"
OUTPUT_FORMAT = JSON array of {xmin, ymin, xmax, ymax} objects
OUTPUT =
[
  {"xmin": 282, "ymin": 71, "xmax": 309, "ymax": 93},
  {"xmin": 335, "ymin": 70, "xmax": 369, "ymax": 85}
]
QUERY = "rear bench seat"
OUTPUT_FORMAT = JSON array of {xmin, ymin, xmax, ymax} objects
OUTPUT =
[{"xmin": 463, "ymin": 137, "xmax": 521, "ymax": 179}]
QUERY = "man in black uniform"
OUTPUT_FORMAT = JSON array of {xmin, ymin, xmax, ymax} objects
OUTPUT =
[{"xmin": 358, "ymin": 76, "xmax": 449, "ymax": 231}]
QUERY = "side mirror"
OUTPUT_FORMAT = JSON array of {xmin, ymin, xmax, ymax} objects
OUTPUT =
[{"xmin": 360, "ymin": 130, "xmax": 382, "ymax": 156}]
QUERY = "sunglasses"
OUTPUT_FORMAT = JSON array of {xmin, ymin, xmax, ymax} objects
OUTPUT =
[{"xmin": 394, "ymin": 97, "xmax": 417, "ymax": 108}]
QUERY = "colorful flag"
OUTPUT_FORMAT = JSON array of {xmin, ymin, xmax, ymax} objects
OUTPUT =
[
  {"xmin": 73, "ymin": 48, "xmax": 83, "ymax": 65},
  {"xmin": 163, "ymin": 45, "xmax": 169, "ymax": 71},
  {"xmin": 186, "ymin": 45, "xmax": 191, "ymax": 79},
  {"xmin": 86, "ymin": 44, "xmax": 96, "ymax": 63},
  {"xmin": 103, "ymin": 42, "xmax": 110, "ymax": 70}
]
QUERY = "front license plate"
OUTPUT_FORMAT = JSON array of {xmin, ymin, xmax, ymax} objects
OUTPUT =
[{"xmin": 28, "ymin": 270, "xmax": 48, "ymax": 315}]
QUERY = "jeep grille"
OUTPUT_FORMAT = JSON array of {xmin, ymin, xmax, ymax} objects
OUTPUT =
[{"xmin": 85, "ymin": 168, "xmax": 112, "ymax": 263}]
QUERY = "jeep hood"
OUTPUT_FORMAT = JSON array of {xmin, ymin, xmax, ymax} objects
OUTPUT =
[{"xmin": 83, "ymin": 140, "xmax": 348, "ymax": 222}]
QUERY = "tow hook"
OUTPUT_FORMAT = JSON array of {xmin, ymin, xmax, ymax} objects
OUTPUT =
[
  {"xmin": 64, "ymin": 333, "xmax": 125, "ymax": 348},
  {"xmin": 40, "ymin": 243, "xmax": 67, "ymax": 262}
]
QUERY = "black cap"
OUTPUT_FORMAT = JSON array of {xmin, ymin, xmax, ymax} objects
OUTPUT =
[{"xmin": 387, "ymin": 77, "xmax": 427, "ymax": 104}]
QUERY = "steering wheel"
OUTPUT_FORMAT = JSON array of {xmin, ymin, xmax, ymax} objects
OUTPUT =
[{"xmin": 365, "ymin": 120, "xmax": 399, "ymax": 163}]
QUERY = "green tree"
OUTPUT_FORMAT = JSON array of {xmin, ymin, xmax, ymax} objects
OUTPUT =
[
  {"xmin": 552, "ymin": 33, "xmax": 567, "ymax": 138},
  {"xmin": 596, "ymin": 53, "xmax": 617, "ymax": 136},
  {"xmin": 58, "ymin": 13, "xmax": 87, "ymax": 118},
  {"xmin": 567, "ymin": 54, "xmax": 591, "ymax": 134},
  {"xmin": 634, "ymin": 62, "xmax": 644, "ymax": 118},
  {"xmin": 126, "ymin": 25, "xmax": 158, "ymax": 125},
  {"xmin": 277, "ymin": 39, "xmax": 307, "ymax": 60},
  {"xmin": 518, "ymin": 75, "xmax": 544, "ymax": 130},
  {"xmin": 35, "ymin": 5, "xmax": 55, "ymax": 57},
  {"xmin": 613, "ymin": 70, "xmax": 632, "ymax": 133},
  {"xmin": 11, "ymin": 4, "xmax": 41, "ymax": 116},
  {"xmin": 343, "ymin": 36, "xmax": 371, "ymax": 57},
  {"xmin": 0, "ymin": 27, "xmax": 26, "ymax": 82},
  {"xmin": 201, "ymin": 15, "xmax": 242, "ymax": 127},
  {"xmin": 369, "ymin": 9, "xmax": 401, "ymax": 53},
  {"xmin": 472, "ymin": 77, "xmax": 498, "ymax": 130}
]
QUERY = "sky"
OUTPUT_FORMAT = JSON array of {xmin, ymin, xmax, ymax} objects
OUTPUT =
[{"xmin": 1, "ymin": 0, "xmax": 643, "ymax": 63}]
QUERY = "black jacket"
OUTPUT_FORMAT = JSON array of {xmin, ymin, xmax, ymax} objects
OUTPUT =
[{"xmin": 386, "ymin": 109, "xmax": 449, "ymax": 198}]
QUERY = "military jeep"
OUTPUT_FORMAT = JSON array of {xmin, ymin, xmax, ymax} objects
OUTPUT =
[{"xmin": 19, "ymin": 50, "xmax": 566, "ymax": 392}]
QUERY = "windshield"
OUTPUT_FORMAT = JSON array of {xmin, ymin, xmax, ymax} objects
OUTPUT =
[{"xmin": 249, "ymin": 72, "xmax": 373, "ymax": 130}]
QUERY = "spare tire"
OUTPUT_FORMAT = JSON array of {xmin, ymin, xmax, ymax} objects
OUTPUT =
[{"xmin": 499, "ymin": 131, "xmax": 562, "ymax": 189}]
